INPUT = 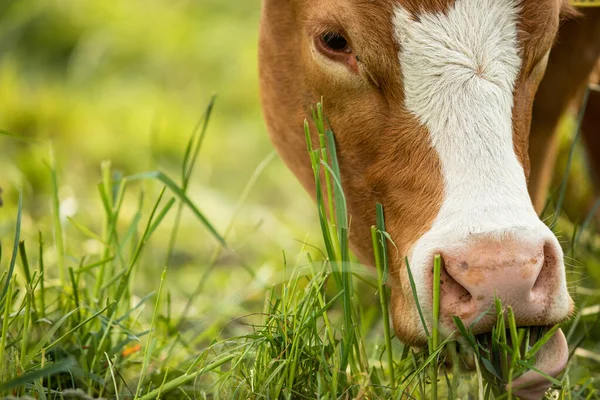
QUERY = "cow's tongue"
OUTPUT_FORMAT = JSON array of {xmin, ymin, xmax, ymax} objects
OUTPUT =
[{"xmin": 510, "ymin": 328, "xmax": 569, "ymax": 400}]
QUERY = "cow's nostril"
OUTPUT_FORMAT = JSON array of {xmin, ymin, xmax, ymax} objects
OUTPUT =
[
  {"xmin": 439, "ymin": 257, "xmax": 473, "ymax": 308},
  {"xmin": 531, "ymin": 243, "xmax": 560, "ymax": 296}
]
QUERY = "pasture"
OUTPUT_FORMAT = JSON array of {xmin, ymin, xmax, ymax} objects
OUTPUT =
[{"xmin": 0, "ymin": 0, "xmax": 599, "ymax": 398}]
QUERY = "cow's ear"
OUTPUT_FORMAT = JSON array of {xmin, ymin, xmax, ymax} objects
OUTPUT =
[{"xmin": 560, "ymin": 0, "xmax": 581, "ymax": 21}]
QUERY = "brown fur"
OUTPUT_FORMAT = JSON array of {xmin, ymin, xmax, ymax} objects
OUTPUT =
[
  {"xmin": 583, "ymin": 82, "xmax": 600, "ymax": 188},
  {"xmin": 260, "ymin": 0, "xmax": 444, "ymax": 344},
  {"xmin": 514, "ymin": 1, "xmax": 563, "ymax": 171},
  {"xmin": 259, "ymin": 0, "xmax": 593, "ymax": 345},
  {"xmin": 528, "ymin": 8, "xmax": 600, "ymax": 210}
]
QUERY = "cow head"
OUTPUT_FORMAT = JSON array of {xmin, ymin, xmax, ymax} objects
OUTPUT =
[{"xmin": 259, "ymin": 0, "xmax": 574, "ymax": 395}]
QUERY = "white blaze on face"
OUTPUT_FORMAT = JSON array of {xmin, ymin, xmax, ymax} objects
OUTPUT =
[{"xmin": 393, "ymin": 0, "xmax": 566, "ymax": 301}]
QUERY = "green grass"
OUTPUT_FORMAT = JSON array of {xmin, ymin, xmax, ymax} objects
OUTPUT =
[
  {"xmin": 1, "ymin": 1, "xmax": 599, "ymax": 398},
  {"xmin": 1, "ymin": 99, "xmax": 600, "ymax": 399}
]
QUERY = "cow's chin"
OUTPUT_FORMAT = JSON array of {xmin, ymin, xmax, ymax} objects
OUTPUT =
[
  {"xmin": 510, "ymin": 328, "xmax": 569, "ymax": 400},
  {"xmin": 455, "ymin": 327, "xmax": 568, "ymax": 400}
]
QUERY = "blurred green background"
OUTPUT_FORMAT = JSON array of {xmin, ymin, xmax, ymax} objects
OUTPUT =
[
  {"xmin": 0, "ymin": 0, "xmax": 599, "ymax": 369},
  {"xmin": 0, "ymin": 0, "xmax": 328, "ymax": 336}
]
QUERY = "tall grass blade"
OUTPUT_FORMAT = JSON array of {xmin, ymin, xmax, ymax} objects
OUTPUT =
[
  {"xmin": 23, "ymin": 308, "xmax": 79, "ymax": 366},
  {"xmin": 572, "ymin": 197, "xmax": 600, "ymax": 250},
  {"xmin": 126, "ymin": 171, "xmax": 225, "ymax": 245},
  {"xmin": 182, "ymin": 96, "xmax": 216, "ymax": 185},
  {"xmin": 138, "ymin": 354, "xmax": 237, "ymax": 400},
  {"xmin": 372, "ymin": 203, "xmax": 394, "ymax": 382},
  {"xmin": 431, "ymin": 254, "xmax": 442, "ymax": 399},
  {"xmin": 49, "ymin": 147, "xmax": 67, "ymax": 285},
  {"xmin": 0, "ymin": 359, "xmax": 76, "ymax": 391},
  {"xmin": 406, "ymin": 257, "xmax": 430, "ymax": 337},
  {"xmin": 371, "ymin": 226, "xmax": 394, "ymax": 382},
  {"xmin": 550, "ymin": 86, "xmax": 591, "ymax": 229},
  {"xmin": 135, "ymin": 267, "xmax": 168, "ymax": 399},
  {"xmin": 525, "ymin": 324, "xmax": 560, "ymax": 359},
  {"xmin": 0, "ymin": 191, "xmax": 21, "ymax": 308},
  {"xmin": 0, "ymin": 276, "xmax": 15, "ymax": 379}
]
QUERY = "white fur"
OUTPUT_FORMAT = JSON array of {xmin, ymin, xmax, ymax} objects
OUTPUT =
[{"xmin": 392, "ymin": 0, "xmax": 569, "ymax": 320}]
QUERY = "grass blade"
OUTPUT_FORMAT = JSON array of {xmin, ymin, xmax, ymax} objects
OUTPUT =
[
  {"xmin": 138, "ymin": 354, "xmax": 238, "ymax": 400},
  {"xmin": 134, "ymin": 267, "xmax": 168, "ymax": 399},
  {"xmin": 550, "ymin": 86, "xmax": 591, "ymax": 228},
  {"xmin": 406, "ymin": 257, "xmax": 430, "ymax": 337},
  {"xmin": 0, "ymin": 359, "xmax": 76, "ymax": 391},
  {"xmin": 126, "ymin": 171, "xmax": 225, "ymax": 246},
  {"xmin": 49, "ymin": 147, "xmax": 67, "ymax": 285},
  {"xmin": 0, "ymin": 191, "xmax": 21, "ymax": 308}
]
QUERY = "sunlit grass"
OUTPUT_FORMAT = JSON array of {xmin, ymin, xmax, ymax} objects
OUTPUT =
[{"xmin": 0, "ymin": 99, "xmax": 599, "ymax": 399}]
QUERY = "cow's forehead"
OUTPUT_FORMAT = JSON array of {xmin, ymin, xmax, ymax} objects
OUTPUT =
[
  {"xmin": 392, "ymin": 0, "xmax": 561, "ymax": 28},
  {"xmin": 390, "ymin": 0, "xmax": 561, "ymax": 67},
  {"xmin": 393, "ymin": 0, "xmax": 456, "ymax": 15},
  {"xmin": 301, "ymin": 0, "xmax": 562, "ymax": 37},
  {"xmin": 393, "ymin": 0, "xmax": 560, "ymax": 12}
]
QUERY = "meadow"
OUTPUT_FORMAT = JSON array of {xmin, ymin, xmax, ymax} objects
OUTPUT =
[{"xmin": 1, "ymin": 0, "xmax": 599, "ymax": 398}]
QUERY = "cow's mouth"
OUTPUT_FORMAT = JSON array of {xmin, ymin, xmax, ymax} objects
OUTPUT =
[
  {"xmin": 454, "ymin": 326, "xmax": 568, "ymax": 400},
  {"xmin": 510, "ymin": 327, "xmax": 568, "ymax": 399}
]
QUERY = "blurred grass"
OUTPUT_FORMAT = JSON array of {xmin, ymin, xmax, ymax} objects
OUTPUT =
[
  {"xmin": 0, "ymin": 0, "xmax": 320, "ymax": 298},
  {"xmin": 0, "ymin": 1, "xmax": 327, "ymax": 379}
]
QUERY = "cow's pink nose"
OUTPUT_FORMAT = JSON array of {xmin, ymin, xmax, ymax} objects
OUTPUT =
[{"xmin": 438, "ymin": 236, "xmax": 565, "ymax": 330}]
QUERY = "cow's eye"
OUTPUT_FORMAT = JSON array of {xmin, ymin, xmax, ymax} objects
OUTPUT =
[
  {"xmin": 320, "ymin": 32, "xmax": 351, "ymax": 53},
  {"xmin": 314, "ymin": 31, "xmax": 358, "ymax": 72}
]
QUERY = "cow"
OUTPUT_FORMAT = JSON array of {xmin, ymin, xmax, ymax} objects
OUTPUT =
[{"xmin": 258, "ymin": 0, "xmax": 600, "ymax": 398}]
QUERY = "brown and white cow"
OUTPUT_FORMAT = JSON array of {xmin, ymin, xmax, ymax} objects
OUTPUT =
[{"xmin": 258, "ymin": 0, "xmax": 600, "ymax": 397}]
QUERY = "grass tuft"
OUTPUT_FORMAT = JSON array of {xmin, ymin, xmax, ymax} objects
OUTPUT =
[{"xmin": 0, "ymin": 99, "xmax": 598, "ymax": 399}]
